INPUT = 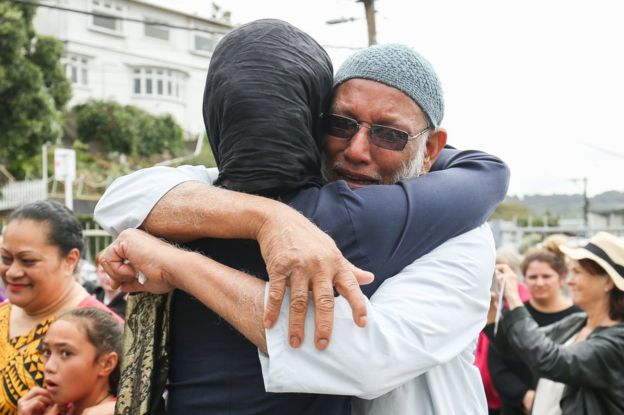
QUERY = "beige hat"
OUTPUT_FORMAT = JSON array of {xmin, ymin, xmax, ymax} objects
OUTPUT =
[{"xmin": 560, "ymin": 232, "xmax": 624, "ymax": 291}]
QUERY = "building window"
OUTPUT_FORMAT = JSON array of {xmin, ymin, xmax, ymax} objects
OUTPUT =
[
  {"xmin": 145, "ymin": 20, "xmax": 169, "ymax": 41},
  {"xmin": 193, "ymin": 34, "xmax": 218, "ymax": 54},
  {"xmin": 132, "ymin": 67, "xmax": 184, "ymax": 100},
  {"xmin": 91, "ymin": 0, "xmax": 123, "ymax": 33},
  {"xmin": 64, "ymin": 55, "xmax": 89, "ymax": 86}
]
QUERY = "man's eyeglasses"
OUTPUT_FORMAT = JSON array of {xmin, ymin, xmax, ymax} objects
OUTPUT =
[{"xmin": 322, "ymin": 113, "xmax": 430, "ymax": 151}]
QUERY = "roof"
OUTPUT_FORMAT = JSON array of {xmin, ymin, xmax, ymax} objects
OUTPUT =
[
  {"xmin": 591, "ymin": 205, "xmax": 624, "ymax": 216},
  {"xmin": 130, "ymin": 0, "xmax": 234, "ymax": 29}
]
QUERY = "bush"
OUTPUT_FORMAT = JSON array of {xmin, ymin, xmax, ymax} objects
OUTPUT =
[{"xmin": 73, "ymin": 101, "xmax": 184, "ymax": 157}]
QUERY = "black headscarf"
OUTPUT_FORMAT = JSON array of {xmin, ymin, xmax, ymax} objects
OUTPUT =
[{"xmin": 203, "ymin": 19, "xmax": 333, "ymax": 196}]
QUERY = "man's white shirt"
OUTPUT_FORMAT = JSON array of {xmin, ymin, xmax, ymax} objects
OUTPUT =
[{"xmin": 95, "ymin": 165, "xmax": 493, "ymax": 415}]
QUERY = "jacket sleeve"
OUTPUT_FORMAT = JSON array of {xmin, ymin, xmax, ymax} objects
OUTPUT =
[
  {"xmin": 321, "ymin": 146, "xmax": 509, "ymax": 276},
  {"xmin": 487, "ymin": 343, "xmax": 531, "ymax": 409},
  {"xmin": 499, "ymin": 307, "xmax": 624, "ymax": 388}
]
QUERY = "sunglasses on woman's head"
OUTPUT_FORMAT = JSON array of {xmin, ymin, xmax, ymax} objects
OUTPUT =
[{"xmin": 322, "ymin": 113, "xmax": 430, "ymax": 151}]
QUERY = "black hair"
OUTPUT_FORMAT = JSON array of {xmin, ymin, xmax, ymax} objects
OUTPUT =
[
  {"xmin": 8, "ymin": 200, "xmax": 84, "ymax": 256},
  {"xmin": 58, "ymin": 307, "xmax": 124, "ymax": 395}
]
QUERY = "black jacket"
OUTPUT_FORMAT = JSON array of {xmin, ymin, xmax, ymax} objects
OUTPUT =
[
  {"xmin": 486, "ymin": 307, "xmax": 624, "ymax": 415},
  {"xmin": 92, "ymin": 288, "xmax": 127, "ymax": 319},
  {"xmin": 488, "ymin": 302, "xmax": 582, "ymax": 415}
]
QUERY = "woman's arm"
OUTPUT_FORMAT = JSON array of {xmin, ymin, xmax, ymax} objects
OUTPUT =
[{"xmin": 495, "ymin": 307, "xmax": 623, "ymax": 388}]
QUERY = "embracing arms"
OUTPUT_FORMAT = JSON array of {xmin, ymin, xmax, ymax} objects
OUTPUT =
[
  {"xmin": 95, "ymin": 147, "xmax": 509, "ymax": 347},
  {"xmin": 101, "ymin": 224, "xmax": 495, "ymax": 398}
]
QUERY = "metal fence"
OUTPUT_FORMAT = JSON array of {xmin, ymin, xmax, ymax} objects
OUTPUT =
[
  {"xmin": 0, "ymin": 180, "xmax": 47, "ymax": 211},
  {"xmin": 82, "ymin": 222, "xmax": 113, "ymax": 263}
]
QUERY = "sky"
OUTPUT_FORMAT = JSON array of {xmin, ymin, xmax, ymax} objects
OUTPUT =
[{"xmin": 177, "ymin": 0, "xmax": 624, "ymax": 197}]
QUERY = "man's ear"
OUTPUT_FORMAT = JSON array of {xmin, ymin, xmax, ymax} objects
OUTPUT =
[
  {"xmin": 97, "ymin": 352, "xmax": 119, "ymax": 378},
  {"xmin": 423, "ymin": 128, "xmax": 447, "ymax": 172}
]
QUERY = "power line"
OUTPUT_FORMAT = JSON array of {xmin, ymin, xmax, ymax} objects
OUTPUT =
[
  {"xmin": 15, "ymin": 1, "xmax": 364, "ymax": 53},
  {"xmin": 12, "ymin": 0, "xmax": 228, "ymax": 35},
  {"xmin": 581, "ymin": 142, "xmax": 624, "ymax": 159}
]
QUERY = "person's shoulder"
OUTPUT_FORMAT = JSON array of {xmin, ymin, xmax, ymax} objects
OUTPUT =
[{"xmin": 435, "ymin": 223, "xmax": 494, "ymax": 252}]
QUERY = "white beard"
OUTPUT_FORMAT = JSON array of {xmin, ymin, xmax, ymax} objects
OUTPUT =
[{"xmin": 320, "ymin": 134, "xmax": 428, "ymax": 185}]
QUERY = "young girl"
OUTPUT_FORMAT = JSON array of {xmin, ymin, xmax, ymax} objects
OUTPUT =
[{"xmin": 17, "ymin": 308, "xmax": 123, "ymax": 415}]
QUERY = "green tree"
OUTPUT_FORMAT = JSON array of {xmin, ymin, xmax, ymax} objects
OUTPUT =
[
  {"xmin": 0, "ymin": 1, "xmax": 71, "ymax": 177},
  {"xmin": 73, "ymin": 101, "xmax": 185, "ymax": 157}
]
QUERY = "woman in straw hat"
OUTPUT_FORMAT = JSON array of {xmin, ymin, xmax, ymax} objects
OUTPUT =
[{"xmin": 487, "ymin": 232, "xmax": 624, "ymax": 415}]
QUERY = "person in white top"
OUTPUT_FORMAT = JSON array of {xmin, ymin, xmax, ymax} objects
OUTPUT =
[
  {"xmin": 96, "ymin": 24, "xmax": 509, "ymax": 415},
  {"xmin": 98, "ymin": 167, "xmax": 495, "ymax": 415}
]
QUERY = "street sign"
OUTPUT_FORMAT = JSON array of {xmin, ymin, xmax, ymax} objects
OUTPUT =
[
  {"xmin": 54, "ymin": 148, "xmax": 76, "ymax": 210},
  {"xmin": 54, "ymin": 148, "xmax": 76, "ymax": 182}
]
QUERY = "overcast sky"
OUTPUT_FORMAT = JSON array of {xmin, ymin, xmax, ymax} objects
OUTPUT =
[{"xmin": 178, "ymin": 0, "xmax": 624, "ymax": 197}]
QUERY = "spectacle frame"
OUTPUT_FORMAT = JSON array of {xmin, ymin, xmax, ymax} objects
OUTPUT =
[{"xmin": 322, "ymin": 113, "xmax": 430, "ymax": 151}]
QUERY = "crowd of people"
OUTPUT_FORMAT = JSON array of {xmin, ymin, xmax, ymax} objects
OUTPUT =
[
  {"xmin": 478, "ymin": 234, "xmax": 624, "ymax": 414},
  {"xmin": 0, "ymin": 200, "xmax": 124, "ymax": 415},
  {"xmin": 1, "ymin": 17, "xmax": 623, "ymax": 415}
]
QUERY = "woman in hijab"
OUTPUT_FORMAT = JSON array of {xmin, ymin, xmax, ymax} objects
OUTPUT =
[{"xmin": 488, "ymin": 232, "xmax": 624, "ymax": 415}]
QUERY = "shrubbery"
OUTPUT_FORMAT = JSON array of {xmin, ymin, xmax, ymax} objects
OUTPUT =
[{"xmin": 73, "ymin": 101, "xmax": 184, "ymax": 157}]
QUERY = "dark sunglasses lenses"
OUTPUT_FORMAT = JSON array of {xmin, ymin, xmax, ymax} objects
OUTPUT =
[
  {"xmin": 369, "ymin": 125, "xmax": 408, "ymax": 150},
  {"xmin": 323, "ymin": 114, "xmax": 358, "ymax": 138},
  {"xmin": 323, "ymin": 114, "xmax": 408, "ymax": 151}
]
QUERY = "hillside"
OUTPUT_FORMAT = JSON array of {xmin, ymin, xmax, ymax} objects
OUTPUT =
[{"xmin": 506, "ymin": 191, "xmax": 624, "ymax": 218}]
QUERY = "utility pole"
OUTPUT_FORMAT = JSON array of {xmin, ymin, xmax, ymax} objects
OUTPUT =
[
  {"xmin": 582, "ymin": 177, "xmax": 589, "ymax": 236},
  {"xmin": 571, "ymin": 177, "xmax": 590, "ymax": 236},
  {"xmin": 358, "ymin": 0, "xmax": 377, "ymax": 45}
]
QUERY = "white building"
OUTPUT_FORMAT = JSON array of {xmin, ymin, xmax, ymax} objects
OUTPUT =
[{"xmin": 33, "ymin": 0, "xmax": 234, "ymax": 137}]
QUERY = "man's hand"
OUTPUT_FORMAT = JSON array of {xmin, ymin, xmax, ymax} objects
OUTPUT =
[
  {"xmin": 256, "ymin": 208, "xmax": 374, "ymax": 350},
  {"xmin": 99, "ymin": 229, "xmax": 178, "ymax": 294}
]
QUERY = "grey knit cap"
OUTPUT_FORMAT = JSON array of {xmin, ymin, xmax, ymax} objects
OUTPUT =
[{"xmin": 334, "ymin": 44, "xmax": 444, "ymax": 127}]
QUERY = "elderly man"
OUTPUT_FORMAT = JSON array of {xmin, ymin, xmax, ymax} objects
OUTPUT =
[{"xmin": 97, "ymin": 20, "xmax": 508, "ymax": 415}]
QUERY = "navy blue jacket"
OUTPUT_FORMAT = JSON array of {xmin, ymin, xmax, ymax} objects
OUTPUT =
[{"xmin": 167, "ymin": 147, "xmax": 510, "ymax": 414}]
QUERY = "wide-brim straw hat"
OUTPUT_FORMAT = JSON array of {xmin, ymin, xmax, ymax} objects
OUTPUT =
[{"xmin": 560, "ymin": 232, "xmax": 624, "ymax": 291}]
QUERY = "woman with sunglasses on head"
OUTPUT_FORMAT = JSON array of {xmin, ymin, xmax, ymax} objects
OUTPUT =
[
  {"xmin": 17, "ymin": 308, "xmax": 122, "ymax": 415},
  {"xmin": 489, "ymin": 236, "xmax": 581, "ymax": 415},
  {"xmin": 0, "ymin": 201, "xmax": 122, "ymax": 415},
  {"xmin": 487, "ymin": 232, "xmax": 624, "ymax": 415}
]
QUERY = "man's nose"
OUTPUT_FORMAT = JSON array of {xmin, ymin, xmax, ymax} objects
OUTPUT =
[{"xmin": 343, "ymin": 126, "xmax": 372, "ymax": 164}]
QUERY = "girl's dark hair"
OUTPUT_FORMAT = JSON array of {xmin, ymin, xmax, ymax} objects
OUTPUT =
[
  {"xmin": 578, "ymin": 258, "xmax": 624, "ymax": 321},
  {"xmin": 8, "ymin": 200, "xmax": 84, "ymax": 256},
  {"xmin": 58, "ymin": 308, "xmax": 124, "ymax": 395}
]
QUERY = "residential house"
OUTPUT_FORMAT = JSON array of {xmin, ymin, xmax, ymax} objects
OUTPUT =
[{"xmin": 34, "ymin": 0, "xmax": 234, "ymax": 137}]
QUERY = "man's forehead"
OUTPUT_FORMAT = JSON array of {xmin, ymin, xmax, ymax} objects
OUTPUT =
[{"xmin": 330, "ymin": 79, "xmax": 426, "ymax": 123}]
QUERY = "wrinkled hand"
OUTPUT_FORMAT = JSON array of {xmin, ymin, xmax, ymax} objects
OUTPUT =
[
  {"xmin": 256, "ymin": 208, "xmax": 374, "ymax": 350},
  {"xmin": 99, "ymin": 229, "xmax": 178, "ymax": 294},
  {"xmin": 496, "ymin": 263, "xmax": 523, "ymax": 309},
  {"xmin": 17, "ymin": 387, "xmax": 61, "ymax": 415}
]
